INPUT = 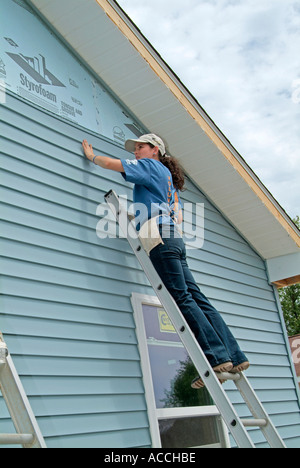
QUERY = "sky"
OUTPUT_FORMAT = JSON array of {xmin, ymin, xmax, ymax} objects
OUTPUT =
[{"xmin": 117, "ymin": 0, "xmax": 300, "ymax": 220}]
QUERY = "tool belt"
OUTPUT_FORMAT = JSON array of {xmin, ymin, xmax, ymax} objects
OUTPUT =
[{"xmin": 138, "ymin": 216, "xmax": 164, "ymax": 256}]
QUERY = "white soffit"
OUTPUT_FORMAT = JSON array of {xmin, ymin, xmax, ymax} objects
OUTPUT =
[{"xmin": 28, "ymin": 0, "xmax": 300, "ymax": 264}]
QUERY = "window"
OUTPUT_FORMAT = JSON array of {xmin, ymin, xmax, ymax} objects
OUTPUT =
[{"xmin": 131, "ymin": 293, "xmax": 230, "ymax": 448}]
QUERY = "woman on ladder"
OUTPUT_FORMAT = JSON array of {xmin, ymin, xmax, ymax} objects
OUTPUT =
[{"xmin": 82, "ymin": 134, "xmax": 249, "ymax": 388}]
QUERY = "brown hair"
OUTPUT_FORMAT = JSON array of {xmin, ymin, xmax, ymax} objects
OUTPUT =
[
  {"xmin": 148, "ymin": 143, "xmax": 185, "ymax": 190},
  {"xmin": 158, "ymin": 154, "xmax": 185, "ymax": 191}
]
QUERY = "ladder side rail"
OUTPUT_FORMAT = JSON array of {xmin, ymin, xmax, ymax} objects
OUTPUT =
[
  {"xmin": 105, "ymin": 190, "xmax": 255, "ymax": 448},
  {"xmin": 234, "ymin": 373, "xmax": 286, "ymax": 448},
  {"xmin": 0, "ymin": 353, "xmax": 46, "ymax": 448}
]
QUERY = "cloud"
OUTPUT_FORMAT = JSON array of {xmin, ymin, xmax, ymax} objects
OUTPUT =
[{"xmin": 118, "ymin": 0, "xmax": 300, "ymax": 218}]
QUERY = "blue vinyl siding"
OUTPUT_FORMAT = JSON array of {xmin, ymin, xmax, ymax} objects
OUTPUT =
[
  {"xmin": 1, "ymin": 98, "xmax": 300, "ymax": 447},
  {"xmin": 0, "ymin": 93, "xmax": 151, "ymax": 448}
]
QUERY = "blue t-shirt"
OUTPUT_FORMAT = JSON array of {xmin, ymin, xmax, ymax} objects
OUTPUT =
[{"xmin": 121, "ymin": 158, "xmax": 182, "ymax": 230}]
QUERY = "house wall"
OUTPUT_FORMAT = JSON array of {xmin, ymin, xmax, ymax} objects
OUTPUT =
[{"xmin": 1, "ymin": 0, "xmax": 300, "ymax": 448}]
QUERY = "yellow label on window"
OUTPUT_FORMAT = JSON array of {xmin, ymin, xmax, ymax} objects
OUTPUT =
[{"xmin": 158, "ymin": 309, "xmax": 176, "ymax": 333}]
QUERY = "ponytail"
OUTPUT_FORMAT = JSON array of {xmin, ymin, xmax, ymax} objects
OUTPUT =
[
  {"xmin": 147, "ymin": 142, "xmax": 185, "ymax": 190},
  {"xmin": 158, "ymin": 154, "xmax": 185, "ymax": 191}
]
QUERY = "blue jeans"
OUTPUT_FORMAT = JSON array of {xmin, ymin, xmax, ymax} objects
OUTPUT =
[{"xmin": 150, "ymin": 225, "xmax": 248, "ymax": 368}]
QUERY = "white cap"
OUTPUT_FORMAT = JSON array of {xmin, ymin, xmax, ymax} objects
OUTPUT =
[{"xmin": 125, "ymin": 133, "xmax": 166, "ymax": 156}]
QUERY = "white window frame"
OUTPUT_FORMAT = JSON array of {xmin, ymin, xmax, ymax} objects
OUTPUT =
[{"xmin": 131, "ymin": 292, "xmax": 230, "ymax": 448}]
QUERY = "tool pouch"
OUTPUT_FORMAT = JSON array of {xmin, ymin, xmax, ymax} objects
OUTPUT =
[{"xmin": 138, "ymin": 217, "xmax": 164, "ymax": 256}]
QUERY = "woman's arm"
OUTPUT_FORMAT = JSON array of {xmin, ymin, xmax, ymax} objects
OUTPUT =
[{"xmin": 82, "ymin": 140, "xmax": 124, "ymax": 172}]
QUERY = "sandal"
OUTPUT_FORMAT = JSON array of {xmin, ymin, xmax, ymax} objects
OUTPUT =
[
  {"xmin": 191, "ymin": 376, "xmax": 205, "ymax": 389},
  {"xmin": 191, "ymin": 362, "xmax": 233, "ymax": 389},
  {"xmin": 212, "ymin": 362, "xmax": 233, "ymax": 373},
  {"xmin": 230, "ymin": 361, "xmax": 250, "ymax": 373}
]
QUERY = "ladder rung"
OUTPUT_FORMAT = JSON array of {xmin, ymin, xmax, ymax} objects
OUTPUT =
[
  {"xmin": 0, "ymin": 350, "xmax": 47, "ymax": 448},
  {"xmin": 241, "ymin": 419, "xmax": 267, "ymax": 428},
  {"xmin": 0, "ymin": 434, "xmax": 35, "ymax": 445},
  {"xmin": 215, "ymin": 372, "xmax": 241, "ymax": 381}
]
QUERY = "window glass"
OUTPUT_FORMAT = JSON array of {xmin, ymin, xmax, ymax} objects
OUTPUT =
[
  {"xmin": 142, "ymin": 304, "xmax": 213, "ymax": 409},
  {"xmin": 159, "ymin": 416, "xmax": 219, "ymax": 448}
]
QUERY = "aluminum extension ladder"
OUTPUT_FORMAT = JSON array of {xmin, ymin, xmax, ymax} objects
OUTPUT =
[
  {"xmin": 105, "ymin": 189, "xmax": 286, "ymax": 449},
  {"xmin": 0, "ymin": 332, "xmax": 46, "ymax": 448}
]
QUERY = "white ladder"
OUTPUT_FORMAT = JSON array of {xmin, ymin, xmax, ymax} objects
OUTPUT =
[
  {"xmin": 105, "ymin": 190, "xmax": 286, "ymax": 449},
  {"xmin": 0, "ymin": 332, "xmax": 46, "ymax": 448}
]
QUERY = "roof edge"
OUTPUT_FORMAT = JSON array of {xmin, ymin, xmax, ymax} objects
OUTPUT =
[
  {"xmin": 267, "ymin": 253, "xmax": 300, "ymax": 287},
  {"xmin": 274, "ymin": 276, "xmax": 300, "ymax": 288}
]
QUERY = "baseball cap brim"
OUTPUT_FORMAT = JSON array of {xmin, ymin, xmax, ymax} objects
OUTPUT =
[
  {"xmin": 125, "ymin": 134, "xmax": 166, "ymax": 156},
  {"xmin": 124, "ymin": 138, "xmax": 142, "ymax": 153}
]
